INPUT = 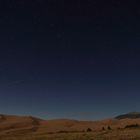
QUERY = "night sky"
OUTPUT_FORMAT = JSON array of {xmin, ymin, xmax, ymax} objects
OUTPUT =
[{"xmin": 0, "ymin": 0, "xmax": 140, "ymax": 120}]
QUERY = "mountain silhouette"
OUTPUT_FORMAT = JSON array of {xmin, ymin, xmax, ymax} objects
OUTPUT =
[{"xmin": 115, "ymin": 112, "xmax": 140, "ymax": 119}]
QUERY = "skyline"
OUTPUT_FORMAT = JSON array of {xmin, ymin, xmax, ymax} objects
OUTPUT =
[{"xmin": 0, "ymin": 1, "xmax": 140, "ymax": 120}]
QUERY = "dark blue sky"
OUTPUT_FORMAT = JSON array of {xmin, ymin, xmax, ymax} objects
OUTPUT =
[{"xmin": 0, "ymin": 0, "xmax": 140, "ymax": 120}]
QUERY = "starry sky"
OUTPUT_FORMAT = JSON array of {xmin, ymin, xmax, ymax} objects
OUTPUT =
[{"xmin": 0, "ymin": 0, "xmax": 140, "ymax": 120}]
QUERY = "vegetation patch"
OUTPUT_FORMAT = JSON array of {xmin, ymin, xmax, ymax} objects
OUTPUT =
[{"xmin": 125, "ymin": 124, "xmax": 140, "ymax": 129}]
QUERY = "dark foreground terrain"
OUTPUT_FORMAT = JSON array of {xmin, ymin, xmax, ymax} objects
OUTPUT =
[{"xmin": 0, "ymin": 128, "xmax": 140, "ymax": 140}]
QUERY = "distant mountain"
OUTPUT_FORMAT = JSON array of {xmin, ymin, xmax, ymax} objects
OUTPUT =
[{"xmin": 115, "ymin": 112, "xmax": 140, "ymax": 119}]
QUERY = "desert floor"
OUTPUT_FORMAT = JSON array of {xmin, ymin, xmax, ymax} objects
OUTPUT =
[{"xmin": 0, "ymin": 128, "xmax": 140, "ymax": 140}]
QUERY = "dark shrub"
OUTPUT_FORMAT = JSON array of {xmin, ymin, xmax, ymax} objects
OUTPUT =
[
  {"xmin": 102, "ymin": 127, "xmax": 105, "ymax": 131},
  {"xmin": 87, "ymin": 128, "xmax": 92, "ymax": 132},
  {"xmin": 108, "ymin": 126, "xmax": 111, "ymax": 130}
]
